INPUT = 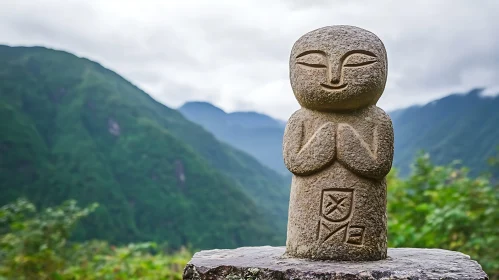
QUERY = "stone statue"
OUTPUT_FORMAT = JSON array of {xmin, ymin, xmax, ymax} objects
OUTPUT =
[
  {"xmin": 184, "ymin": 25, "xmax": 488, "ymax": 280},
  {"xmin": 283, "ymin": 25, "xmax": 394, "ymax": 261}
]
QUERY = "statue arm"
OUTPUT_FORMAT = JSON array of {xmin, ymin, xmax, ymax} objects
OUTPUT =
[
  {"xmin": 337, "ymin": 114, "xmax": 394, "ymax": 180},
  {"xmin": 283, "ymin": 114, "xmax": 336, "ymax": 176}
]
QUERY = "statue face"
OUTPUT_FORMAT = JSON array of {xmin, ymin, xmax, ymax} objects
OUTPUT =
[{"xmin": 290, "ymin": 26, "xmax": 387, "ymax": 111}]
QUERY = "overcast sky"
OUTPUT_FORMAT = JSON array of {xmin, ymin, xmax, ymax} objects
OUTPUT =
[{"xmin": 1, "ymin": 0, "xmax": 498, "ymax": 120}]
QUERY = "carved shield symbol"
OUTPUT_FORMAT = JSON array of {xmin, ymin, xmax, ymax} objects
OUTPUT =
[{"xmin": 321, "ymin": 189, "xmax": 354, "ymax": 222}]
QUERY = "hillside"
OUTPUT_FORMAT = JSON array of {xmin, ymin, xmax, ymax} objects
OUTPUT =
[
  {"xmin": 391, "ymin": 88, "xmax": 499, "ymax": 175},
  {"xmin": 179, "ymin": 102, "xmax": 286, "ymax": 174},
  {"xmin": 0, "ymin": 45, "xmax": 289, "ymax": 249},
  {"xmin": 180, "ymin": 90, "xmax": 499, "ymax": 177}
]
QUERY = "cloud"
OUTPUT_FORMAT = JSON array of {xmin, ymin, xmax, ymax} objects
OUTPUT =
[{"xmin": 1, "ymin": 0, "xmax": 498, "ymax": 120}]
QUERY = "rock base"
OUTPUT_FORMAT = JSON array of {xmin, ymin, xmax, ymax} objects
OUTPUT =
[{"xmin": 183, "ymin": 246, "xmax": 488, "ymax": 280}]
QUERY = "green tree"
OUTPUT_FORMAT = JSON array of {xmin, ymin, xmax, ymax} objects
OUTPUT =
[{"xmin": 388, "ymin": 153, "xmax": 499, "ymax": 279}]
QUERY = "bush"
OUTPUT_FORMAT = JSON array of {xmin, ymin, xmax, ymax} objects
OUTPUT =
[
  {"xmin": 388, "ymin": 153, "xmax": 499, "ymax": 279},
  {"xmin": 0, "ymin": 199, "xmax": 190, "ymax": 280}
]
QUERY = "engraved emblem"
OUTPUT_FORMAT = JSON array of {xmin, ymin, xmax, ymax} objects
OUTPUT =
[
  {"xmin": 317, "ymin": 188, "xmax": 365, "ymax": 246},
  {"xmin": 321, "ymin": 189, "xmax": 353, "ymax": 222}
]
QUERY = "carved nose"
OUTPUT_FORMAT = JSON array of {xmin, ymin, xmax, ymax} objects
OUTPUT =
[{"xmin": 329, "ymin": 62, "xmax": 342, "ymax": 84}]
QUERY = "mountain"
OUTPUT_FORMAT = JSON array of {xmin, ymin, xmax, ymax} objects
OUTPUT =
[
  {"xmin": 179, "ymin": 102, "xmax": 287, "ymax": 174},
  {"xmin": 391, "ymin": 88, "xmax": 499, "ymax": 175},
  {"xmin": 0, "ymin": 45, "xmax": 290, "ymax": 249},
  {"xmin": 180, "ymin": 89, "xmax": 499, "ymax": 177}
]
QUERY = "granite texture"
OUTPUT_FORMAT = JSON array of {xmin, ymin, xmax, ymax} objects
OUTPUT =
[
  {"xmin": 183, "ymin": 246, "xmax": 488, "ymax": 280},
  {"xmin": 283, "ymin": 25, "xmax": 394, "ymax": 260}
]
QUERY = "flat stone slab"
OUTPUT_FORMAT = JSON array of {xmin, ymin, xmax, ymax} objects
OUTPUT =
[{"xmin": 183, "ymin": 246, "xmax": 488, "ymax": 280}]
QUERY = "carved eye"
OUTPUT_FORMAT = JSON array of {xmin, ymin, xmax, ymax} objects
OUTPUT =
[
  {"xmin": 343, "ymin": 51, "xmax": 377, "ymax": 67},
  {"xmin": 296, "ymin": 51, "xmax": 327, "ymax": 69}
]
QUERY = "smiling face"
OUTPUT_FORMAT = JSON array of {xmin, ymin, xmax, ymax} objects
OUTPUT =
[{"xmin": 290, "ymin": 26, "xmax": 387, "ymax": 111}]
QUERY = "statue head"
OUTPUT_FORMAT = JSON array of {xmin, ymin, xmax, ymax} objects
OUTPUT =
[{"xmin": 290, "ymin": 25, "xmax": 387, "ymax": 111}]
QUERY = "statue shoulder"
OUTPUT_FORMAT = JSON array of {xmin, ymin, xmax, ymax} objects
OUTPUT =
[
  {"xmin": 286, "ymin": 108, "xmax": 308, "ymax": 126},
  {"xmin": 370, "ymin": 106, "xmax": 392, "ymax": 124}
]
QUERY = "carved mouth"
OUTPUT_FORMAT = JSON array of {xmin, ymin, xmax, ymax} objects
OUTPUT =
[{"xmin": 321, "ymin": 83, "xmax": 347, "ymax": 90}]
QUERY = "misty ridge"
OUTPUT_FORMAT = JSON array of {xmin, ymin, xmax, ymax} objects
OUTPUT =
[{"xmin": 180, "ymin": 88, "xmax": 499, "ymax": 177}]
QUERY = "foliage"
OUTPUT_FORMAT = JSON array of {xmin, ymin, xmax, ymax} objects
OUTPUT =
[
  {"xmin": 0, "ymin": 199, "xmax": 190, "ymax": 280},
  {"xmin": 388, "ymin": 152, "xmax": 499, "ymax": 279},
  {"xmin": 487, "ymin": 147, "xmax": 499, "ymax": 180},
  {"xmin": 0, "ymin": 198, "xmax": 97, "ymax": 279},
  {"xmin": 0, "ymin": 45, "xmax": 287, "ymax": 248},
  {"xmin": 62, "ymin": 242, "xmax": 190, "ymax": 280}
]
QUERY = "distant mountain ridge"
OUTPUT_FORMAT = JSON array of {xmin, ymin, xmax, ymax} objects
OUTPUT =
[
  {"xmin": 181, "ymin": 89, "xmax": 499, "ymax": 176},
  {"xmin": 180, "ymin": 102, "xmax": 285, "ymax": 129},
  {"xmin": 179, "ymin": 102, "xmax": 287, "ymax": 173},
  {"xmin": 391, "ymin": 88, "xmax": 499, "ymax": 175},
  {"xmin": 0, "ymin": 45, "xmax": 289, "ymax": 249}
]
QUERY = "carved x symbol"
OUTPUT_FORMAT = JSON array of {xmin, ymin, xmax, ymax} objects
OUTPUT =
[{"xmin": 325, "ymin": 195, "xmax": 346, "ymax": 215}]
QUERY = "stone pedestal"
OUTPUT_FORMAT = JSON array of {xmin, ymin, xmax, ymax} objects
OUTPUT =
[{"xmin": 183, "ymin": 246, "xmax": 488, "ymax": 280}]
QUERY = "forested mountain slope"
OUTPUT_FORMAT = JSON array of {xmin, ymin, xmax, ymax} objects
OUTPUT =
[
  {"xmin": 391, "ymin": 89, "xmax": 499, "ymax": 175},
  {"xmin": 0, "ymin": 45, "xmax": 289, "ymax": 249}
]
